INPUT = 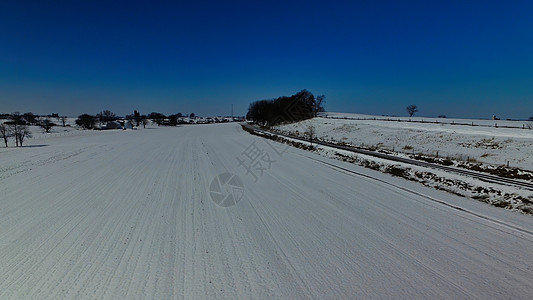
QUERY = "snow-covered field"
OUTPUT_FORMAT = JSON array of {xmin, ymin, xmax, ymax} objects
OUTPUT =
[
  {"xmin": 275, "ymin": 112, "xmax": 533, "ymax": 170},
  {"xmin": 1, "ymin": 123, "xmax": 533, "ymax": 298},
  {"xmin": 0, "ymin": 117, "xmax": 84, "ymax": 142}
]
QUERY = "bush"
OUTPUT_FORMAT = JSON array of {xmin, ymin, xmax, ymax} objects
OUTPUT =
[
  {"xmin": 40, "ymin": 119, "xmax": 56, "ymax": 133},
  {"xmin": 75, "ymin": 114, "xmax": 97, "ymax": 129},
  {"xmin": 385, "ymin": 166, "xmax": 409, "ymax": 177}
]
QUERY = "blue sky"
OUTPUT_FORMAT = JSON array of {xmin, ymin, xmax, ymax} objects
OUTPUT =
[{"xmin": 1, "ymin": 0, "xmax": 532, "ymax": 118}]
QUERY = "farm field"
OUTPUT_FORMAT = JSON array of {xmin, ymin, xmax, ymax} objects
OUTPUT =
[
  {"xmin": 275, "ymin": 112, "xmax": 533, "ymax": 170},
  {"xmin": 1, "ymin": 123, "xmax": 533, "ymax": 299}
]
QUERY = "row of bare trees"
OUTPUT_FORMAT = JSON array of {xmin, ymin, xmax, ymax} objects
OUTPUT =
[
  {"xmin": 5, "ymin": 112, "xmax": 67, "ymax": 127},
  {"xmin": 75, "ymin": 110, "xmax": 123, "ymax": 129},
  {"xmin": 75, "ymin": 110, "xmax": 156, "ymax": 129},
  {"xmin": 144, "ymin": 112, "xmax": 194, "ymax": 126},
  {"xmin": 0, "ymin": 112, "xmax": 61, "ymax": 147},
  {"xmin": 0, "ymin": 123, "xmax": 32, "ymax": 147}
]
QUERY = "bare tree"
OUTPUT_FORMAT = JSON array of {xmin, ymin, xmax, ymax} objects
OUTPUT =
[
  {"xmin": 9, "ymin": 123, "xmax": 19, "ymax": 147},
  {"xmin": 169, "ymin": 114, "xmax": 178, "ymax": 126},
  {"xmin": 40, "ymin": 118, "xmax": 56, "ymax": 133},
  {"xmin": 314, "ymin": 95, "xmax": 326, "ymax": 116},
  {"xmin": 11, "ymin": 112, "xmax": 22, "ymax": 124},
  {"xmin": 148, "ymin": 112, "xmax": 166, "ymax": 126},
  {"xmin": 75, "ymin": 114, "xmax": 97, "ymax": 129},
  {"xmin": 133, "ymin": 110, "xmax": 142, "ymax": 126},
  {"xmin": 306, "ymin": 125, "xmax": 316, "ymax": 146},
  {"xmin": 97, "ymin": 110, "xmax": 117, "ymax": 125},
  {"xmin": 16, "ymin": 125, "xmax": 32, "ymax": 146},
  {"xmin": 0, "ymin": 124, "xmax": 11, "ymax": 147},
  {"xmin": 60, "ymin": 116, "xmax": 67, "ymax": 127},
  {"xmin": 141, "ymin": 116, "xmax": 149, "ymax": 128},
  {"xmin": 406, "ymin": 105, "xmax": 418, "ymax": 117},
  {"xmin": 9, "ymin": 124, "xmax": 32, "ymax": 147},
  {"xmin": 22, "ymin": 112, "xmax": 38, "ymax": 125}
]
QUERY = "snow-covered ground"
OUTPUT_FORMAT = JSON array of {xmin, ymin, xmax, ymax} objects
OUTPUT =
[
  {"xmin": 1, "ymin": 123, "xmax": 533, "ymax": 298},
  {"xmin": 325, "ymin": 112, "xmax": 532, "ymax": 128},
  {"xmin": 274, "ymin": 112, "xmax": 533, "ymax": 170},
  {"xmin": 0, "ymin": 117, "xmax": 82, "ymax": 141}
]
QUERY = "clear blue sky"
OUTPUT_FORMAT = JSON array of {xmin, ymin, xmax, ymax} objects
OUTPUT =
[{"xmin": 1, "ymin": 0, "xmax": 532, "ymax": 119}]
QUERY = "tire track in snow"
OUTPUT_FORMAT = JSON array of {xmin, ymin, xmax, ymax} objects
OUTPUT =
[
  {"xmin": 304, "ymin": 155, "xmax": 533, "ymax": 238},
  {"xmin": 2, "ymin": 124, "xmax": 533, "ymax": 299}
]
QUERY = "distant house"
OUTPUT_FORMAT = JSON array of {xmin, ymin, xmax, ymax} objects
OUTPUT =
[{"xmin": 105, "ymin": 121, "xmax": 122, "ymax": 130}]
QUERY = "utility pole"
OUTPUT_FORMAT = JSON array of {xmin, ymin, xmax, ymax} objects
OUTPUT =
[{"xmin": 231, "ymin": 104, "xmax": 233, "ymax": 119}]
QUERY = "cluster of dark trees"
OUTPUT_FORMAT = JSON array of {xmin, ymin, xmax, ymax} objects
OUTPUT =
[
  {"xmin": 0, "ymin": 112, "xmax": 71, "ymax": 146},
  {"xmin": 75, "ymin": 114, "xmax": 98, "ymax": 129},
  {"xmin": 246, "ymin": 90, "xmax": 325, "ymax": 126},
  {"xmin": 75, "ymin": 110, "xmax": 199, "ymax": 129},
  {"xmin": 0, "ymin": 112, "xmax": 66, "ymax": 129},
  {"xmin": 75, "ymin": 110, "xmax": 118, "ymax": 129},
  {"xmin": 144, "ymin": 112, "xmax": 197, "ymax": 126},
  {"xmin": 75, "ymin": 110, "xmax": 122, "ymax": 129}
]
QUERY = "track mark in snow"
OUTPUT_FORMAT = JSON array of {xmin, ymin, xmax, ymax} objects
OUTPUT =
[
  {"xmin": 303, "ymin": 154, "xmax": 533, "ymax": 239},
  {"xmin": 1, "ymin": 124, "xmax": 533, "ymax": 299}
]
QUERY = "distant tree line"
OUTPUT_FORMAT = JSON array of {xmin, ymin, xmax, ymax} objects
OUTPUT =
[
  {"xmin": 75, "ymin": 110, "xmax": 121, "ymax": 129},
  {"xmin": 0, "ymin": 112, "xmax": 69, "ymax": 147},
  {"xmin": 246, "ymin": 90, "xmax": 325, "ymax": 126},
  {"xmin": 74, "ymin": 110, "xmax": 200, "ymax": 129},
  {"xmin": 0, "ymin": 108, "xmax": 235, "ymax": 147},
  {"xmin": 0, "ymin": 112, "xmax": 65, "ymax": 127}
]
